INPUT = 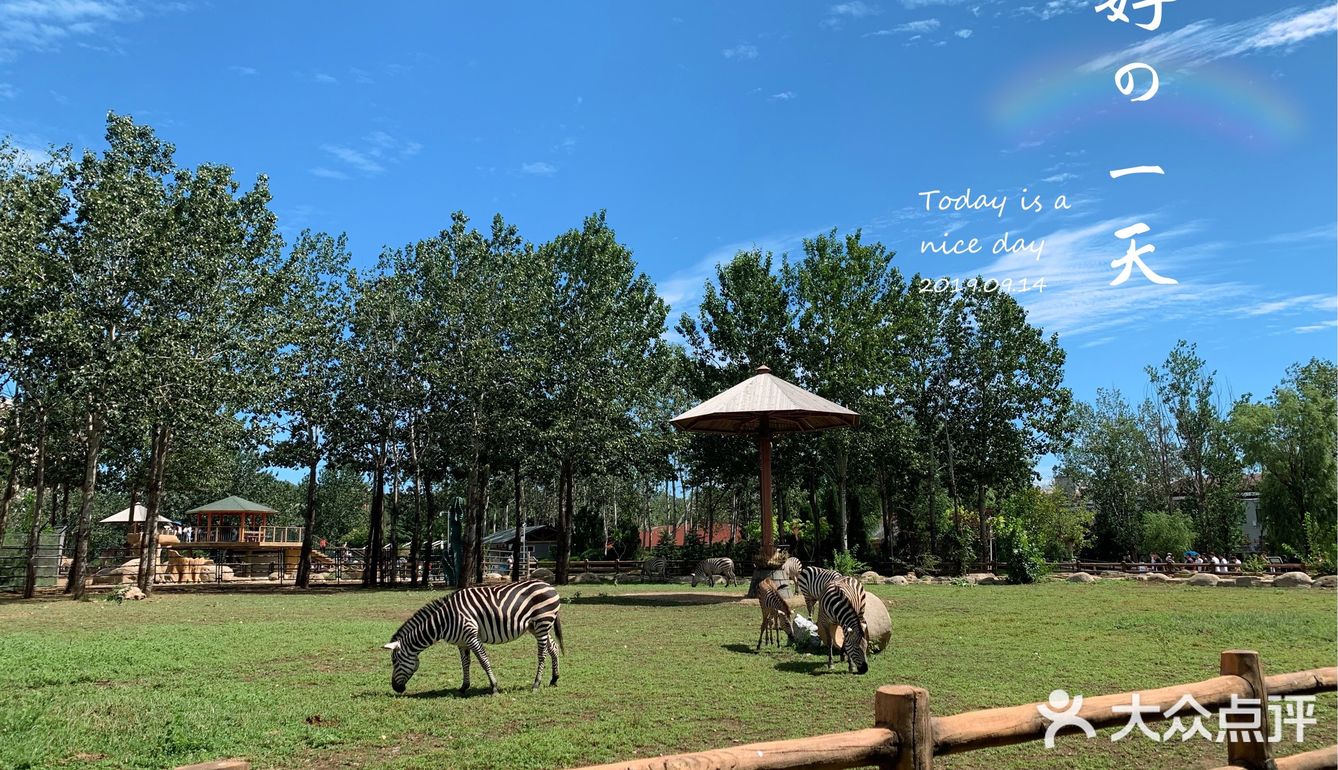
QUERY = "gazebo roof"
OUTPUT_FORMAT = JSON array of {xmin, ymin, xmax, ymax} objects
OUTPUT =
[
  {"xmin": 670, "ymin": 366, "xmax": 859, "ymax": 434},
  {"xmin": 185, "ymin": 495, "xmax": 278, "ymax": 515},
  {"xmin": 99, "ymin": 504, "xmax": 173, "ymax": 524}
]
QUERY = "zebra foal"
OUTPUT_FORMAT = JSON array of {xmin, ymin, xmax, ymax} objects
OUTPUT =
[
  {"xmin": 754, "ymin": 578, "xmax": 794, "ymax": 650},
  {"xmin": 384, "ymin": 579, "xmax": 564, "ymax": 695},
  {"xmin": 816, "ymin": 576, "xmax": 869, "ymax": 675},
  {"xmin": 641, "ymin": 556, "xmax": 669, "ymax": 582},
  {"xmin": 690, "ymin": 557, "xmax": 736, "ymax": 587}
]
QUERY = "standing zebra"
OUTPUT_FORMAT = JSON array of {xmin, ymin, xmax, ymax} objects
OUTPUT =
[
  {"xmin": 781, "ymin": 556, "xmax": 803, "ymax": 584},
  {"xmin": 690, "ymin": 557, "xmax": 736, "ymax": 587},
  {"xmin": 795, "ymin": 564, "xmax": 841, "ymax": 616},
  {"xmin": 641, "ymin": 556, "xmax": 669, "ymax": 582},
  {"xmin": 755, "ymin": 578, "xmax": 794, "ymax": 650},
  {"xmin": 383, "ymin": 579, "xmax": 564, "ymax": 695},
  {"xmin": 816, "ymin": 576, "xmax": 869, "ymax": 674}
]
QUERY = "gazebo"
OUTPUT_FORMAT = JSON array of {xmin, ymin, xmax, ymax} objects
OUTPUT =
[
  {"xmin": 185, "ymin": 496, "xmax": 296, "ymax": 547},
  {"xmin": 671, "ymin": 365, "xmax": 859, "ymax": 593}
]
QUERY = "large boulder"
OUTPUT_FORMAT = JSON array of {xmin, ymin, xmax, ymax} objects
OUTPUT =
[
  {"xmin": 963, "ymin": 573, "xmax": 994, "ymax": 584},
  {"xmin": 571, "ymin": 572, "xmax": 602, "ymax": 584},
  {"xmin": 1142, "ymin": 573, "xmax": 1170, "ymax": 582},
  {"xmin": 859, "ymin": 571, "xmax": 882, "ymax": 585},
  {"xmin": 1232, "ymin": 575, "xmax": 1261, "ymax": 587},
  {"xmin": 1067, "ymin": 572, "xmax": 1096, "ymax": 583},
  {"xmin": 1313, "ymin": 575, "xmax": 1337, "ymax": 589},
  {"xmin": 123, "ymin": 586, "xmax": 146, "ymax": 601},
  {"xmin": 1274, "ymin": 571, "xmax": 1313, "ymax": 588},
  {"xmin": 530, "ymin": 567, "xmax": 555, "ymax": 582},
  {"xmin": 1187, "ymin": 573, "xmax": 1219, "ymax": 587},
  {"xmin": 884, "ymin": 575, "xmax": 910, "ymax": 586},
  {"xmin": 979, "ymin": 575, "xmax": 1008, "ymax": 585},
  {"xmin": 815, "ymin": 597, "xmax": 893, "ymax": 653}
]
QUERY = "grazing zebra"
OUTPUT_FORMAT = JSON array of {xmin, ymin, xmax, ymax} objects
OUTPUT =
[
  {"xmin": 816, "ymin": 576, "xmax": 869, "ymax": 674},
  {"xmin": 383, "ymin": 579, "xmax": 564, "ymax": 695},
  {"xmin": 755, "ymin": 578, "xmax": 794, "ymax": 651},
  {"xmin": 795, "ymin": 565, "xmax": 841, "ymax": 616},
  {"xmin": 690, "ymin": 557, "xmax": 736, "ymax": 587},
  {"xmin": 641, "ymin": 556, "xmax": 669, "ymax": 582}
]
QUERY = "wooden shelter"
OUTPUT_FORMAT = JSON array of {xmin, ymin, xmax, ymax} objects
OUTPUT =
[
  {"xmin": 184, "ymin": 496, "xmax": 300, "ymax": 549},
  {"xmin": 671, "ymin": 365, "xmax": 859, "ymax": 566}
]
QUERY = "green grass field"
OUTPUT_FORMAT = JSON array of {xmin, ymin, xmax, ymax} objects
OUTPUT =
[{"xmin": 0, "ymin": 581, "xmax": 1333, "ymax": 770}]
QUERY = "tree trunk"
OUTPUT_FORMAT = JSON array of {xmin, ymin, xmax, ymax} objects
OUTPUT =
[
  {"xmin": 807, "ymin": 474, "xmax": 820, "ymax": 563},
  {"xmin": 408, "ymin": 423, "xmax": 423, "ymax": 587},
  {"xmin": 976, "ymin": 483, "xmax": 990, "ymax": 565},
  {"xmin": 511, "ymin": 463, "xmax": 524, "ymax": 581},
  {"xmin": 944, "ymin": 424, "xmax": 963, "ymax": 563},
  {"xmin": 364, "ymin": 450, "xmax": 386, "ymax": 588},
  {"xmin": 388, "ymin": 448, "xmax": 402, "ymax": 585},
  {"xmin": 21, "ymin": 408, "xmax": 48, "ymax": 599},
  {"xmin": 555, "ymin": 459, "xmax": 573, "ymax": 584},
  {"xmin": 0, "ymin": 454, "xmax": 17, "ymax": 537},
  {"xmin": 296, "ymin": 429, "xmax": 320, "ymax": 589},
  {"xmin": 421, "ymin": 473, "xmax": 437, "ymax": 585},
  {"xmin": 459, "ymin": 459, "xmax": 479, "ymax": 589},
  {"xmin": 474, "ymin": 463, "xmax": 490, "ymax": 584},
  {"xmin": 137, "ymin": 425, "xmax": 171, "ymax": 596},
  {"xmin": 876, "ymin": 467, "xmax": 893, "ymax": 561},
  {"xmin": 68, "ymin": 412, "xmax": 105, "ymax": 598},
  {"xmin": 836, "ymin": 452, "xmax": 850, "ymax": 553}
]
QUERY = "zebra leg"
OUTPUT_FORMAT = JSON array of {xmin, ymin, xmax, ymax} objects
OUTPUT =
[
  {"xmin": 547, "ymin": 636, "xmax": 559, "ymax": 686},
  {"xmin": 827, "ymin": 635, "xmax": 835, "ymax": 670},
  {"xmin": 466, "ymin": 634, "xmax": 499, "ymax": 695},
  {"xmin": 531, "ymin": 631, "xmax": 548, "ymax": 692},
  {"xmin": 458, "ymin": 645, "xmax": 472, "ymax": 694},
  {"xmin": 757, "ymin": 616, "xmax": 766, "ymax": 651}
]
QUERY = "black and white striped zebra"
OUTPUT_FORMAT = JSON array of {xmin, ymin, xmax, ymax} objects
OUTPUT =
[
  {"xmin": 690, "ymin": 557, "xmax": 736, "ymax": 587},
  {"xmin": 781, "ymin": 556, "xmax": 802, "ymax": 584},
  {"xmin": 817, "ymin": 576, "xmax": 869, "ymax": 674},
  {"xmin": 795, "ymin": 564, "xmax": 841, "ymax": 616},
  {"xmin": 755, "ymin": 578, "xmax": 794, "ymax": 650},
  {"xmin": 383, "ymin": 579, "xmax": 564, "ymax": 695},
  {"xmin": 641, "ymin": 556, "xmax": 669, "ymax": 581}
]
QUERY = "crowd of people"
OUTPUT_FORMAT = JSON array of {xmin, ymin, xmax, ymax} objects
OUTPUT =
[{"xmin": 1121, "ymin": 551, "xmax": 1248, "ymax": 573}]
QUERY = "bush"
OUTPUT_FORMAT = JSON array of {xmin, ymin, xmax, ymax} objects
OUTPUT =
[
  {"xmin": 994, "ymin": 514, "xmax": 1048, "ymax": 584},
  {"xmin": 831, "ymin": 549, "xmax": 868, "ymax": 576},
  {"xmin": 1281, "ymin": 512, "xmax": 1337, "ymax": 575}
]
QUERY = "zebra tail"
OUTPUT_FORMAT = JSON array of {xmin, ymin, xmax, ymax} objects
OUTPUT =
[{"xmin": 553, "ymin": 614, "xmax": 565, "ymax": 654}]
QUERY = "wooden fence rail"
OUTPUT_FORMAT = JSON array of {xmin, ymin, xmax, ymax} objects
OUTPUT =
[{"xmin": 568, "ymin": 652, "xmax": 1336, "ymax": 770}]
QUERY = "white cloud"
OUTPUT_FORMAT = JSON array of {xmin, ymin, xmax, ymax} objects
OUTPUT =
[
  {"xmin": 866, "ymin": 19, "xmax": 940, "ymax": 35},
  {"xmin": 521, "ymin": 161, "xmax": 558, "ymax": 176},
  {"xmin": 1081, "ymin": 4, "xmax": 1338, "ymax": 73},
  {"xmin": 655, "ymin": 230, "xmax": 814, "ymax": 314},
  {"xmin": 830, "ymin": 1, "xmax": 879, "ymax": 17},
  {"xmin": 0, "ymin": 83, "xmax": 15, "ymax": 98},
  {"xmin": 1042, "ymin": 172, "xmax": 1077, "ymax": 183},
  {"xmin": 955, "ymin": 28, "xmax": 973, "ymax": 38},
  {"xmin": 313, "ymin": 72, "xmax": 338, "ymax": 84},
  {"xmin": 722, "ymin": 43, "xmax": 759, "ymax": 60},
  {"xmin": 309, "ymin": 167, "xmax": 348, "ymax": 180},
  {"xmin": 1016, "ymin": 0, "xmax": 1088, "ymax": 20},
  {"xmin": 318, "ymin": 131, "xmax": 421, "ymax": 177},
  {"xmin": 1240, "ymin": 294, "xmax": 1337, "ymax": 317},
  {"xmin": 769, "ymin": 91, "xmax": 797, "ymax": 101},
  {"xmin": 229, "ymin": 65, "xmax": 257, "ymax": 76},
  {"xmin": 900, "ymin": 0, "xmax": 967, "ymax": 7},
  {"xmin": 0, "ymin": 0, "xmax": 142, "ymax": 59},
  {"xmin": 1294, "ymin": 319, "xmax": 1338, "ymax": 334}
]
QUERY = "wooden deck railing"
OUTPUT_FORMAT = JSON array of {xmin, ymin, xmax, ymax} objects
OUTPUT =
[{"xmin": 568, "ymin": 651, "xmax": 1336, "ymax": 770}]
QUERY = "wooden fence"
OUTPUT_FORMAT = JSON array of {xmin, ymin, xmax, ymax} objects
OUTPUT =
[{"xmin": 568, "ymin": 651, "xmax": 1336, "ymax": 770}]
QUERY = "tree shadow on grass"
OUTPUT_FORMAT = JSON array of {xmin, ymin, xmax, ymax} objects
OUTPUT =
[
  {"xmin": 566, "ymin": 593, "xmax": 743, "ymax": 608},
  {"xmin": 721, "ymin": 643, "xmax": 758, "ymax": 655}
]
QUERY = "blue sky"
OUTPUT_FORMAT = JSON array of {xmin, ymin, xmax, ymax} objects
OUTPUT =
[{"xmin": 2, "ymin": 0, "xmax": 1335, "ymax": 427}]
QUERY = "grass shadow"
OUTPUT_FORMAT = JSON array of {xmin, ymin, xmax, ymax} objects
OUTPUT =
[
  {"xmin": 774, "ymin": 659, "xmax": 834, "ymax": 676},
  {"xmin": 721, "ymin": 643, "xmax": 759, "ymax": 655}
]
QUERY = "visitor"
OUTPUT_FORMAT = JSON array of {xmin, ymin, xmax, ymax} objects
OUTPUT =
[
  {"xmin": 1149, "ymin": 552, "xmax": 1160, "ymax": 573},
  {"xmin": 1231, "ymin": 555, "xmax": 1242, "ymax": 573}
]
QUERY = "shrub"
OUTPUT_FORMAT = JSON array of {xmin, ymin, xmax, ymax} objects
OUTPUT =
[
  {"xmin": 1281, "ymin": 512, "xmax": 1337, "ymax": 575},
  {"xmin": 994, "ymin": 514, "xmax": 1048, "ymax": 584},
  {"xmin": 1141, "ymin": 510, "xmax": 1196, "ymax": 557},
  {"xmin": 831, "ymin": 549, "xmax": 868, "ymax": 576},
  {"xmin": 1240, "ymin": 554, "xmax": 1267, "ymax": 575}
]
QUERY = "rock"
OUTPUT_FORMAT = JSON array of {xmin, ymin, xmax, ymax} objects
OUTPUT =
[
  {"xmin": 859, "ymin": 571, "xmax": 882, "ymax": 584},
  {"xmin": 1067, "ymin": 572, "xmax": 1096, "ymax": 583},
  {"xmin": 1174, "ymin": 571, "xmax": 1196, "ymax": 579},
  {"xmin": 1215, "ymin": 578, "xmax": 1236, "ymax": 587},
  {"xmin": 1232, "ymin": 575, "xmax": 1261, "ymax": 587},
  {"xmin": 903, "ymin": 574, "xmax": 919, "ymax": 583},
  {"xmin": 963, "ymin": 573, "xmax": 994, "ymax": 584},
  {"xmin": 1274, "ymin": 571, "xmax": 1313, "ymax": 588},
  {"xmin": 571, "ymin": 572, "xmax": 602, "ymax": 584},
  {"xmin": 791, "ymin": 614, "xmax": 820, "ymax": 648},
  {"xmin": 1312, "ymin": 575, "xmax": 1337, "ymax": 589},
  {"xmin": 530, "ymin": 567, "xmax": 555, "ymax": 582},
  {"xmin": 219, "ymin": 566, "xmax": 235, "ymax": 582},
  {"xmin": 1098, "ymin": 570, "xmax": 1127, "ymax": 579},
  {"xmin": 864, "ymin": 597, "xmax": 893, "ymax": 653},
  {"xmin": 123, "ymin": 586, "xmax": 146, "ymax": 601},
  {"xmin": 174, "ymin": 760, "xmax": 250, "ymax": 770},
  {"xmin": 979, "ymin": 575, "xmax": 1008, "ymax": 585},
  {"xmin": 1187, "ymin": 573, "xmax": 1219, "ymax": 587},
  {"xmin": 884, "ymin": 575, "xmax": 909, "ymax": 586}
]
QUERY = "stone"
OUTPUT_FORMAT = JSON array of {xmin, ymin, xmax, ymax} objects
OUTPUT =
[
  {"xmin": 884, "ymin": 575, "xmax": 909, "ymax": 586},
  {"xmin": 863, "ymin": 596, "xmax": 893, "ymax": 653},
  {"xmin": 963, "ymin": 573, "xmax": 994, "ymax": 584},
  {"xmin": 571, "ymin": 572, "xmax": 602, "ymax": 584},
  {"xmin": 1187, "ymin": 573, "xmax": 1219, "ymax": 587},
  {"xmin": 904, "ymin": 574, "xmax": 919, "ymax": 584},
  {"xmin": 123, "ymin": 586, "xmax": 146, "ymax": 601},
  {"xmin": 530, "ymin": 567, "xmax": 555, "ymax": 582},
  {"xmin": 1274, "ymin": 571, "xmax": 1313, "ymax": 588},
  {"xmin": 1232, "ymin": 575, "xmax": 1260, "ymax": 587},
  {"xmin": 1312, "ymin": 575, "xmax": 1337, "ymax": 589},
  {"xmin": 1097, "ymin": 570, "xmax": 1126, "ymax": 579},
  {"xmin": 979, "ymin": 575, "xmax": 1008, "ymax": 585},
  {"xmin": 174, "ymin": 760, "xmax": 250, "ymax": 770},
  {"xmin": 1067, "ymin": 572, "xmax": 1096, "ymax": 583},
  {"xmin": 859, "ymin": 570, "xmax": 882, "ymax": 584}
]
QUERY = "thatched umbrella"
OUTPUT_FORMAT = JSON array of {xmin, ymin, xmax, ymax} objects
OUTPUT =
[{"xmin": 670, "ymin": 365, "xmax": 859, "ymax": 563}]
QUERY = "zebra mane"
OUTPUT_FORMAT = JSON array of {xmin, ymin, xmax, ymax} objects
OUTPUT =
[{"xmin": 392, "ymin": 594, "xmax": 453, "ymax": 645}]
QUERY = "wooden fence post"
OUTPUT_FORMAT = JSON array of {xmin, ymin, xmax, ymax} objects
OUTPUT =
[
  {"xmin": 875, "ymin": 685, "xmax": 932, "ymax": 770},
  {"xmin": 1220, "ymin": 650, "xmax": 1275, "ymax": 770}
]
